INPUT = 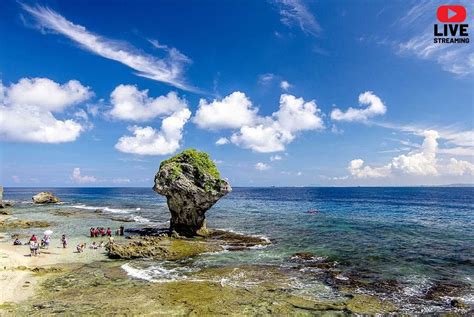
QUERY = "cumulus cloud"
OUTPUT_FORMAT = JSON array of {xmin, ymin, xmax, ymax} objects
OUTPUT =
[
  {"xmin": 71, "ymin": 168, "xmax": 96, "ymax": 183},
  {"xmin": 348, "ymin": 129, "xmax": 474, "ymax": 179},
  {"xmin": 232, "ymin": 94, "xmax": 324, "ymax": 152},
  {"xmin": 215, "ymin": 137, "xmax": 229, "ymax": 145},
  {"xmin": 255, "ymin": 162, "xmax": 270, "ymax": 171},
  {"xmin": 0, "ymin": 78, "xmax": 92, "ymax": 143},
  {"xmin": 22, "ymin": 4, "xmax": 194, "ymax": 91},
  {"xmin": 110, "ymin": 85, "xmax": 187, "ymax": 121},
  {"xmin": 391, "ymin": 130, "xmax": 439, "ymax": 176},
  {"xmin": 195, "ymin": 92, "xmax": 324, "ymax": 153},
  {"xmin": 280, "ymin": 80, "xmax": 291, "ymax": 91},
  {"xmin": 445, "ymin": 158, "xmax": 474, "ymax": 176},
  {"xmin": 331, "ymin": 91, "xmax": 386, "ymax": 122},
  {"xmin": 348, "ymin": 159, "xmax": 392, "ymax": 178},
  {"xmin": 115, "ymin": 108, "xmax": 191, "ymax": 155},
  {"xmin": 231, "ymin": 124, "xmax": 287, "ymax": 152},
  {"xmin": 193, "ymin": 91, "xmax": 257, "ymax": 130}
]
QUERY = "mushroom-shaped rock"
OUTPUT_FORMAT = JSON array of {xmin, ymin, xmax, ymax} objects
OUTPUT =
[
  {"xmin": 32, "ymin": 192, "xmax": 60, "ymax": 204},
  {"xmin": 153, "ymin": 149, "xmax": 231, "ymax": 237}
]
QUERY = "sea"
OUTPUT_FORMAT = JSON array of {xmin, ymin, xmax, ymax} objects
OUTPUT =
[{"xmin": 3, "ymin": 187, "xmax": 473, "ymax": 313}]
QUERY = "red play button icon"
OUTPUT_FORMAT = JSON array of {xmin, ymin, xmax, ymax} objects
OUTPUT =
[{"xmin": 437, "ymin": 5, "xmax": 467, "ymax": 23}]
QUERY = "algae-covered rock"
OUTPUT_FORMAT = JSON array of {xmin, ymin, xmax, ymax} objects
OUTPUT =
[
  {"xmin": 0, "ymin": 219, "xmax": 51, "ymax": 229},
  {"xmin": 106, "ymin": 230, "xmax": 270, "ymax": 260},
  {"xmin": 346, "ymin": 294, "xmax": 396, "ymax": 314},
  {"xmin": 153, "ymin": 149, "xmax": 231, "ymax": 237},
  {"xmin": 107, "ymin": 236, "xmax": 222, "ymax": 260},
  {"xmin": 16, "ymin": 262, "xmax": 350, "ymax": 316},
  {"xmin": 32, "ymin": 192, "xmax": 60, "ymax": 204}
]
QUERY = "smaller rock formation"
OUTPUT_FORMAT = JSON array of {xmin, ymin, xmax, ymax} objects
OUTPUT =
[
  {"xmin": 106, "ymin": 230, "xmax": 270, "ymax": 260},
  {"xmin": 154, "ymin": 149, "xmax": 231, "ymax": 237},
  {"xmin": 107, "ymin": 236, "xmax": 221, "ymax": 260},
  {"xmin": 32, "ymin": 192, "xmax": 60, "ymax": 204},
  {"xmin": 0, "ymin": 219, "xmax": 51, "ymax": 229}
]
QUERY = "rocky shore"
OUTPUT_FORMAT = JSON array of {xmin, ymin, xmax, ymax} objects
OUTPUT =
[{"xmin": 0, "ymin": 151, "xmax": 472, "ymax": 315}]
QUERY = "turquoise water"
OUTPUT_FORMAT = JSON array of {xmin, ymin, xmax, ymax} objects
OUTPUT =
[{"xmin": 3, "ymin": 187, "xmax": 474, "ymax": 312}]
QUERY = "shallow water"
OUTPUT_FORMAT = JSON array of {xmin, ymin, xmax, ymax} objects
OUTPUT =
[{"xmin": 3, "ymin": 187, "xmax": 474, "ymax": 312}]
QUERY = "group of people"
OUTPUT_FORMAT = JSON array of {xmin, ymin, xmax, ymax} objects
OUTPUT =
[
  {"xmin": 18, "ymin": 234, "xmax": 67, "ymax": 256},
  {"xmin": 90, "ymin": 225, "xmax": 124, "ymax": 238},
  {"xmin": 77, "ymin": 238, "xmax": 113, "ymax": 253},
  {"xmin": 90, "ymin": 227, "xmax": 112, "ymax": 238},
  {"xmin": 13, "ymin": 225, "xmax": 124, "ymax": 256}
]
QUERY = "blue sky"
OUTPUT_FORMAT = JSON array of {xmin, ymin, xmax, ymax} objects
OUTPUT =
[{"xmin": 0, "ymin": 0, "xmax": 473, "ymax": 187}]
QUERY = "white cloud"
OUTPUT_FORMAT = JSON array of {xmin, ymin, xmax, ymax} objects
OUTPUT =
[
  {"xmin": 110, "ymin": 85, "xmax": 187, "ymax": 122},
  {"xmin": 23, "ymin": 4, "xmax": 194, "ymax": 91},
  {"xmin": 445, "ymin": 158, "xmax": 474, "ymax": 176},
  {"xmin": 391, "ymin": 130, "xmax": 439, "ymax": 176},
  {"xmin": 348, "ymin": 129, "xmax": 474, "ymax": 179},
  {"xmin": 71, "ymin": 168, "xmax": 96, "ymax": 183},
  {"xmin": 274, "ymin": 0, "xmax": 321, "ymax": 37},
  {"xmin": 348, "ymin": 159, "xmax": 392, "ymax": 178},
  {"xmin": 74, "ymin": 109, "xmax": 89, "ymax": 121},
  {"xmin": 232, "ymin": 124, "xmax": 287, "ymax": 152},
  {"xmin": 231, "ymin": 94, "xmax": 325, "ymax": 152},
  {"xmin": 115, "ymin": 108, "xmax": 191, "ymax": 155},
  {"xmin": 215, "ymin": 137, "xmax": 229, "ymax": 145},
  {"xmin": 0, "ymin": 78, "xmax": 92, "ymax": 143},
  {"xmin": 195, "ymin": 92, "xmax": 324, "ymax": 153},
  {"xmin": 12, "ymin": 175, "xmax": 21, "ymax": 183},
  {"xmin": 255, "ymin": 162, "xmax": 270, "ymax": 171},
  {"xmin": 193, "ymin": 91, "xmax": 258, "ymax": 130},
  {"xmin": 270, "ymin": 155, "xmax": 282, "ymax": 161},
  {"xmin": 6, "ymin": 77, "xmax": 92, "ymax": 111},
  {"xmin": 331, "ymin": 91, "xmax": 386, "ymax": 122},
  {"xmin": 280, "ymin": 80, "xmax": 291, "ymax": 91},
  {"xmin": 275, "ymin": 94, "xmax": 324, "ymax": 132},
  {"xmin": 258, "ymin": 73, "xmax": 275, "ymax": 85}
]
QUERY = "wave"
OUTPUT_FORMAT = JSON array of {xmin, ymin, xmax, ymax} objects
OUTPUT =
[
  {"xmin": 70, "ymin": 204, "xmax": 132, "ymax": 214},
  {"xmin": 121, "ymin": 262, "xmax": 202, "ymax": 283},
  {"xmin": 217, "ymin": 227, "xmax": 271, "ymax": 244},
  {"xmin": 132, "ymin": 216, "xmax": 151, "ymax": 223},
  {"xmin": 401, "ymin": 275, "xmax": 432, "ymax": 297}
]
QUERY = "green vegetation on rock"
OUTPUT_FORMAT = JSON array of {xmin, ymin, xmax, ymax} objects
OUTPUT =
[{"xmin": 160, "ymin": 149, "xmax": 221, "ymax": 179}]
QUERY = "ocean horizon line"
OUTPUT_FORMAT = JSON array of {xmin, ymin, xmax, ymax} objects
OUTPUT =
[{"xmin": 3, "ymin": 184, "xmax": 474, "ymax": 189}]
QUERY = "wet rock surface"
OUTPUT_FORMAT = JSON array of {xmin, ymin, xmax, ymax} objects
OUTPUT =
[
  {"xmin": 106, "ymin": 229, "xmax": 270, "ymax": 260},
  {"xmin": 0, "ymin": 219, "xmax": 51, "ymax": 229},
  {"xmin": 32, "ymin": 192, "xmax": 60, "ymax": 204},
  {"xmin": 153, "ymin": 149, "xmax": 231, "ymax": 237},
  {"xmin": 107, "ymin": 236, "xmax": 221, "ymax": 260},
  {"xmin": 7, "ymin": 262, "xmax": 399, "ymax": 316}
]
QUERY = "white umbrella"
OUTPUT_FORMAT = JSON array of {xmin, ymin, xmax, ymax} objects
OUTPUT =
[{"xmin": 44, "ymin": 230, "xmax": 53, "ymax": 236}]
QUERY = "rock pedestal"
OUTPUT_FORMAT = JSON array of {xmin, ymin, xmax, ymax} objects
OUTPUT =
[{"xmin": 153, "ymin": 149, "xmax": 231, "ymax": 237}]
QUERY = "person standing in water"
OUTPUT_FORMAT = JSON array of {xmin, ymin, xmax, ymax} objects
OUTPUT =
[{"xmin": 61, "ymin": 234, "xmax": 68, "ymax": 248}]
